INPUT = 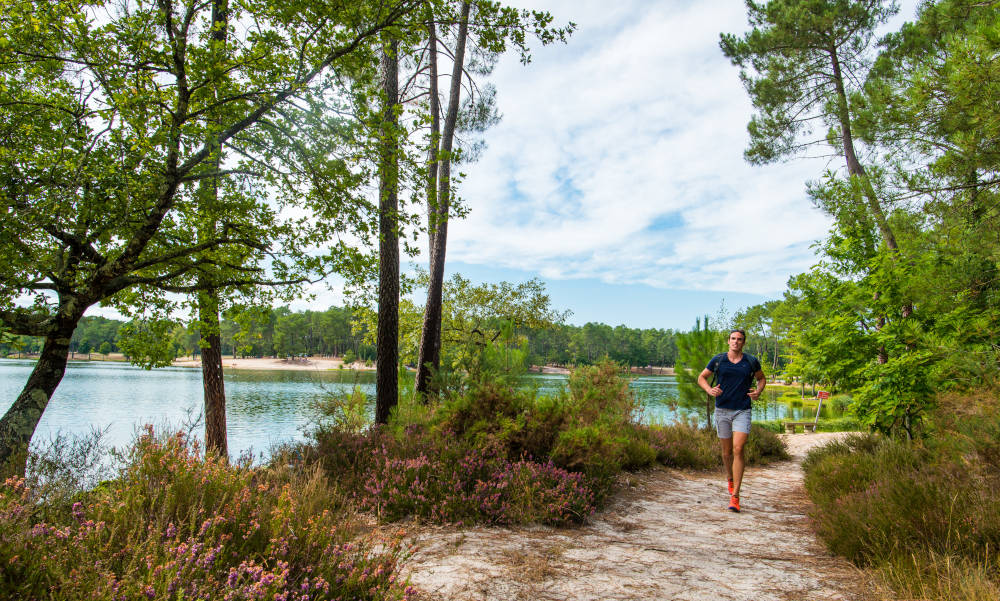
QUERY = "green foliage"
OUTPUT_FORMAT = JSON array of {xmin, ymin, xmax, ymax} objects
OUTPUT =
[
  {"xmin": 542, "ymin": 321, "xmax": 678, "ymax": 368},
  {"xmin": 640, "ymin": 423, "xmax": 720, "ymax": 469},
  {"xmin": 116, "ymin": 319, "xmax": 176, "ymax": 368},
  {"xmin": 354, "ymin": 273, "xmax": 570, "ymax": 371},
  {"xmin": 852, "ymin": 349, "xmax": 935, "ymax": 438},
  {"xmin": 674, "ymin": 317, "xmax": 724, "ymax": 426},
  {"xmin": 743, "ymin": 424, "xmax": 791, "ymax": 465},
  {"xmin": 311, "ymin": 385, "xmax": 370, "ymax": 434},
  {"xmin": 802, "ymin": 393, "xmax": 1000, "ymax": 599},
  {"xmin": 549, "ymin": 425, "xmax": 626, "ymax": 484},
  {"xmin": 720, "ymin": 0, "xmax": 898, "ymax": 165},
  {"xmin": 70, "ymin": 317, "xmax": 120, "ymax": 356}
]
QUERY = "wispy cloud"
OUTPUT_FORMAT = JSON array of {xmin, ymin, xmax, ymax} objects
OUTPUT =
[{"xmin": 447, "ymin": 0, "xmax": 920, "ymax": 297}]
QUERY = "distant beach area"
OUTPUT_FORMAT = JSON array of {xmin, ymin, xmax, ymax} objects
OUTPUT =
[{"xmin": 4, "ymin": 354, "xmax": 676, "ymax": 376}]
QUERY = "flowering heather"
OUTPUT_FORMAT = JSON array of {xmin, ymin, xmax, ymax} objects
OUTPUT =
[
  {"xmin": 305, "ymin": 361, "xmax": 788, "ymax": 527},
  {"xmin": 357, "ymin": 440, "xmax": 595, "ymax": 525},
  {"xmin": 0, "ymin": 427, "xmax": 417, "ymax": 600}
]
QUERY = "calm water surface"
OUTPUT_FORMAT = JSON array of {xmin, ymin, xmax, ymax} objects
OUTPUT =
[{"xmin": 0, "ymin": 359, "xmax": 832, "ymax": 458}]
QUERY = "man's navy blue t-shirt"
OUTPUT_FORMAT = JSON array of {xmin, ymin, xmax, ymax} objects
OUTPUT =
[{"xmin": 705, "ymin": 353, "xmax": 761, "ymax": 411}]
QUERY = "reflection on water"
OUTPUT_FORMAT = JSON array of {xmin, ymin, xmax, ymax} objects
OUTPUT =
[
  {"xmin": 0, "ymin": 360, "xmax": 376, "ymax": 459},
  {"xmin": 1, "ymin": 360, "xmax": 843, "ymax": 459}
]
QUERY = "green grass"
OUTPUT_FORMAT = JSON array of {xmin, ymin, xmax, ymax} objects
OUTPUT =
[{"xmin": 754, "ymin": 416, "xmax": 860, "ymax": 433}]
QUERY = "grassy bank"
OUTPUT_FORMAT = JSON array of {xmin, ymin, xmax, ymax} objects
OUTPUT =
[{"xmin": 801, "ymin": 389, "xmax": 1000, "ymax": 600}]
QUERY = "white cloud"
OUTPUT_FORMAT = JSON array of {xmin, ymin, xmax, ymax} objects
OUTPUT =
[{"xmin": 440, "ymin": 0, "xmax": 920, "ymax": 297}]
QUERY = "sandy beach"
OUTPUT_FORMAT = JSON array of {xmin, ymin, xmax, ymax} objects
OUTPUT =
[
  {"xmin": 9, "ymin": 354, "xmax": 676, "ymax": 375},
  {"xmin": 171, "ymin": 356, "xmax": 363, "ymax": 371}
]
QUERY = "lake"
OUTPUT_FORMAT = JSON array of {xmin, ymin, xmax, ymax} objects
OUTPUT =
[{"xmin": 0, "ymin": 359, "xmax": 835, "ymax": 459}]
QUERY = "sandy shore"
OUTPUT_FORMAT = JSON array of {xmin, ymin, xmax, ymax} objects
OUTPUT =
[
  {"xmin": 530, "ymin": 365, "xmax": 675, "ymax": 376},
  {"xmin": 171, "ymin": 356, "xmax": 365, "ymax": 371}
]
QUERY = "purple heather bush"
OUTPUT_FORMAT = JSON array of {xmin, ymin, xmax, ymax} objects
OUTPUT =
[
  {"xmin": 357, "ymin": 437, "xmax": 594, "ymax": 524},
  {"xmin": 0, "ymin": 426, "xmax": 416, "ymax": 601},
  {"xmin": 305, "ymin": 360, "xmax": 787, "ymax": 526}
]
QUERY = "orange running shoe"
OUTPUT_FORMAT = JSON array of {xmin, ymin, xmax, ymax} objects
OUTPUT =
[
  {"xmin": 727, "ymin": 479, "xmax": 734, "ymax": 495},
  {"xmin": 728, "ymin": 494, "xmax": 740, "ymax": 513}
]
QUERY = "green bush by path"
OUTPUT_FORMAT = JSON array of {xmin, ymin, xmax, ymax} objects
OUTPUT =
[
  {"xmin": 305, "ymin": 360, "xmax": 790, "ymax": 526},
  {"xmin": 802, "ymin": 391, "xmax": 1000, "ymax": 600}
]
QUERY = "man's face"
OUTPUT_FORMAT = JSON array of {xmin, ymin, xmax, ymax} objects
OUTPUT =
[{"xmin": 728, "ymin": 332, "xmax": 746, "ymax": 352}]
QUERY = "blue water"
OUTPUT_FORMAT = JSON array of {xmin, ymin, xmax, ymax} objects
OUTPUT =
[
  {"xmin": 0, "ymin": 359, "xmax": 826, "ymax": 459},
  {"xmin": 0, "ymin": 359, "xmax": 374, "ymax": 459}
]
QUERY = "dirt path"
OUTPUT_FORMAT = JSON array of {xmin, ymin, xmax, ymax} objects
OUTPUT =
[{"xmin": 404, "ymin": 432, "xmax": 867, "ymax": 601}]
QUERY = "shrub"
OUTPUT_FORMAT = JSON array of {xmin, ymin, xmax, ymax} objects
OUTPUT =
[
  {"xmin": 802, "ymin": 408, "xmax": 1000, "ymax": 600},
  {"xmin": 829, "ymin": 393, "xmax": 852, "ymax": 414},
  {"xmin": 0, "ymin": 427, "xmax": 415, "ymax": 601},
  {"xmin": 642, "ymin": 423, "xmax": 719, "ymax": 470},
  {"xmin": 744, "ymin": 424, "xmax": 790, "ymax": 465},
  {"xmin": 357, "ymin": 439, "xmax": 594, "ymax": 525},
  {"xmin": 548, "ymin": 425, "xmax": 626, "ymax": 497}
]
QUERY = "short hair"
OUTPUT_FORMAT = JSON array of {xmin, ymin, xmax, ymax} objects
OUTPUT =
[{"xmin": 729, "ymin": 329, "xmax": 746, "ymax": 341}]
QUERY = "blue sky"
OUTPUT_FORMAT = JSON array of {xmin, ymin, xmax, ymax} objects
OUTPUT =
[{"xmin": 295, "ymin": 0, "xmax": 920, "ymax": 331}]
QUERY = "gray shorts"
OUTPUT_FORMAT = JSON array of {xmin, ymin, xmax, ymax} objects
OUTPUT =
[{"xmin": 715, "ymin": 408, "xmax": 751, "ymax": 438}]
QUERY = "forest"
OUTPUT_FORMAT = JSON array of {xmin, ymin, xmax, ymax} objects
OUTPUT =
[{"xmin": 0, "ymin": 306, "xmax": 684, "ymax": 369}]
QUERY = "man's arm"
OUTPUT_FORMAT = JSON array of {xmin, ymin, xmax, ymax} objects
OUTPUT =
[
  {"xmin": 748, "ymin": 369, "xmax": 766, "ymax": 401},
  {"xmin": 698, "ymin": 368, "xmax": 722, "ymax": 397}
]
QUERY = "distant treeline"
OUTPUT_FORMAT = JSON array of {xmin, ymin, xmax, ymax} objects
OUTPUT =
[
  {"xmin": 525, "ymin": 323, "xmax": 678, "ymax": 368},
  {"xmin": 1, "ymin": 308, "xmax": 704, "ymax": 369}
]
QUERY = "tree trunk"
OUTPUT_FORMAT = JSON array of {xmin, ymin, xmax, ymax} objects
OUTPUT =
[
  {"xmin": 0, "ymin": 314, "xmax": 80, "ymax": 476},
  {"xmin": 831, "ymin": 45, "xmax": 914, "ymax": 329},
  {"xmin": 196, "ymin": 0, "xmax": 230, "ymax": 458},
  {"xmin": 424, "ymin": 17, "xmax": 441, "ymax": 255},
  {"xmin": 199, "ymin": 287, "xmax": 228, "ymax": 458},
  {"xmin": 415, "ymin": 1, "xmax": 471, "ymax": 397},
  {"xmin": 830, "ymin": 45, "xmax": 899, "ymax": 252},
  {"xmin": 375, "ymin": 35, "xmax": 400, "ymax": 425}
]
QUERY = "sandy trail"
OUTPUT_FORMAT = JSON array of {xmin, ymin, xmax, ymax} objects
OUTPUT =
[{"xmin": 404, "ymin": 432, "xmax": 865, "ymax": 601}]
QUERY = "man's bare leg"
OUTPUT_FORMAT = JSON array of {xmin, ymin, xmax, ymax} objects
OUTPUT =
[
  {"xmin": 720, "ymin": 436, "xmax": 734, "ymax": 483},
  {"xmin": 731, "ymin": 430, "xmax": 748, "ymax": 497}
]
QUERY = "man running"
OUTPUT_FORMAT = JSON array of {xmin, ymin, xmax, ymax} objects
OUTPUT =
[{"xmin": 697, "ymin": 329, "xmax": 766, "ymax": 512}]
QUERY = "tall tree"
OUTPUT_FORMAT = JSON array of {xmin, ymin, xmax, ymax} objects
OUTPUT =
[
  {"xmin": 721, "ymin": 0, "xmax": 913, "ymax": 366},
  {"xmin": 0, "ymin": 0, "xmax": 419, "ymax": 474},
  {"xmin": 413, "ymin": 1, "xmax": 573, "ymax": 396},
  {"xmin": 415, "ymin": 0, "xmax": 472, "ymax": 397},
  {"xmin": 375, "ymin": 34, "xmax": 401, "ymax": 425},
  {"xmin": 197, "ymin": 0, "xmax": 231, "ymax": 459},
  {"xmin": 720, "ymin": 0, "xmax": 901, "ymax": 251}
]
